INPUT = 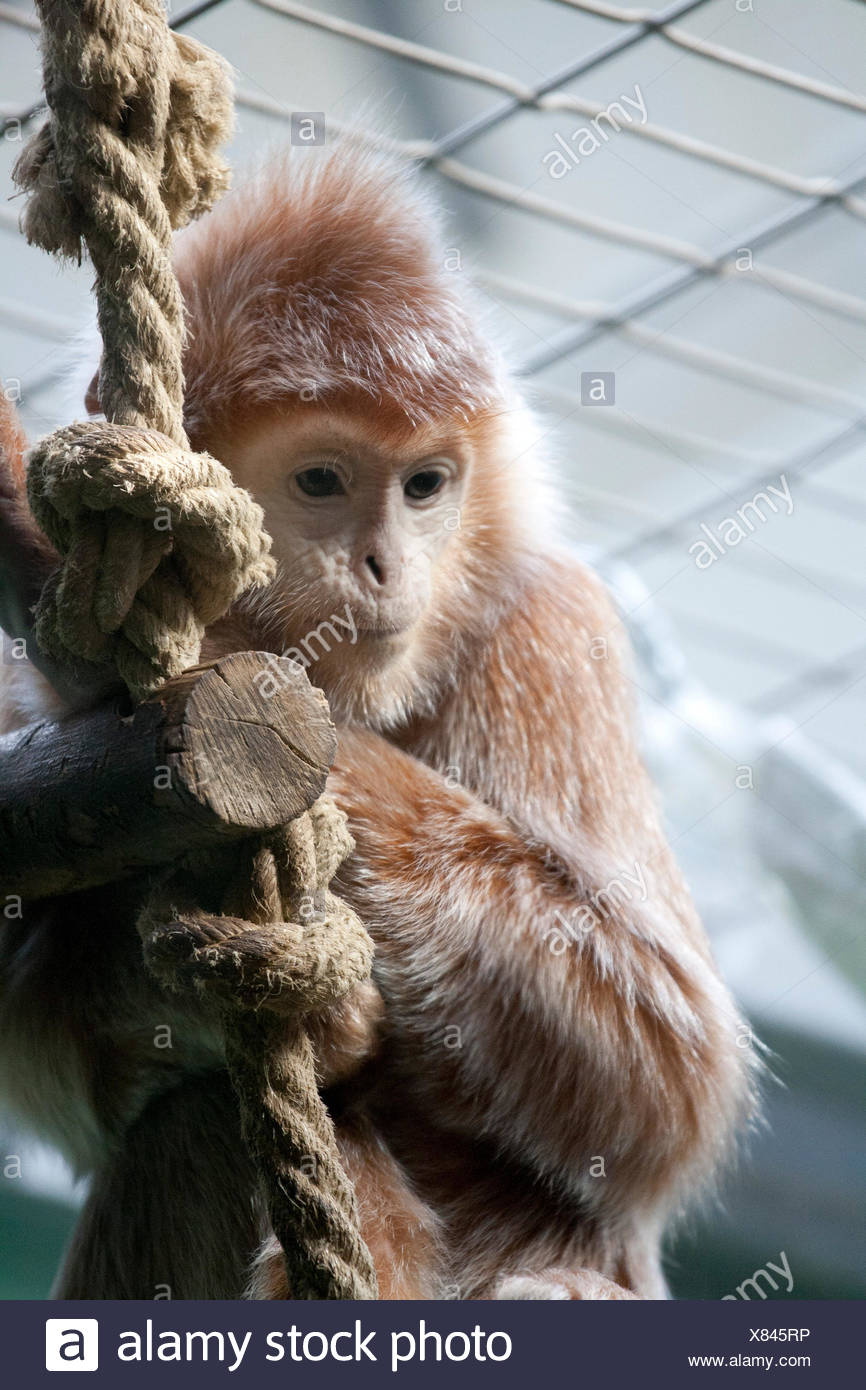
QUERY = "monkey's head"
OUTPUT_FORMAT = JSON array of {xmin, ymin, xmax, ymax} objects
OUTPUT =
[{"xmin": 91, "ymin": 142, "xmax": 552, "ymax": 725}]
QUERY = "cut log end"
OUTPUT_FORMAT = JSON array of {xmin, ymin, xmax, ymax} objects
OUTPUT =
[{"xmin": 165, "ymin": 653, "xmax": 336, "ymax": 828}]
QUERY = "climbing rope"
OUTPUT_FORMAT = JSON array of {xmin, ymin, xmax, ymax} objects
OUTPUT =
[
  {"xmin": 15, "ymin": 0, "xmax": 269, "ymax": 697},
  {"xmin": 14, "ymin": 0, "xmax": 377, "ymax": 1299},
  {"xmin": 140, "ymin": 802, "xmax": 378, "ymax": 1300}
]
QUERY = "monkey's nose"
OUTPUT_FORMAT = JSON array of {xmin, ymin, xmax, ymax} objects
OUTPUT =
[{"xmin": 365, "ymin": 554, "xmax": 385, "ymax": 585}]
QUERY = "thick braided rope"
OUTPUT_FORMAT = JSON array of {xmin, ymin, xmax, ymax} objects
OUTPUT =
[
  {"xmin": 139, "ymin": 801, "xmax": 379, "ymax": 1300},
  {"xmin": 13, "ymin": 0, "xmax": 274, "ymax": 699},
  {"xmin": 15, "ymin": 0, "xmax": 233, "ymax": 439},
  {"xmin": 13, "ymin": 0, "xmax": 378, "ymax": 1298},
  {"xmin": 26, "ymin": 422, "xmax": 274, "ymax": 700}
]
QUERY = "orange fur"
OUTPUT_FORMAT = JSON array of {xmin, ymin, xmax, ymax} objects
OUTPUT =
[
  {"xmin": 0, "ymin": 394, "xmax": 57, "ymax": 590},
  {"xmin": 0, "ymin": 398, "xmax": 67, "ymax": 729},
  {"xmin": 0, "ymin": 394, "xmax": 26, "ymax": 493},
  {"xmin": 172, "ymin": 144, "xmax": 506, "ymax": 445}
]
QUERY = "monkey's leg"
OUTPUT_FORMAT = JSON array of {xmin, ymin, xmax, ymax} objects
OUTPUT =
[
  {"xmin": 482, "ymin": 1224, "xmax": 667, "ymax": 1301},
  {"xmin": 54, "ymin": 1072, "xmax": 263, "ymax": 1300},
  {"xmin": 246, "ymin": 1114, "xmax": 445, "ymax": 1300},
  {"xmin": 492, "ymin": 1267, "xmax": 639, "ymax": 1300}
]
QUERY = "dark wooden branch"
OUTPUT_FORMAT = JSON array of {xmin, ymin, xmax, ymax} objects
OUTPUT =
[{"xmin": 0, "ymin": 652, "xmax": 335, "ymax": 899}]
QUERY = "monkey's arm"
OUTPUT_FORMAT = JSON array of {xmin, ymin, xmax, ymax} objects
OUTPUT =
[
  {"xmin": 329, "ymin": 559, "xmax": 752, "ymax": 1215},
  {"xmin": 0, "ymin": 396, "xmax": 54, "ymax": 650},
  {"xmin": 0, "ymin": 397, "xmax": 116, "ymax": 711}
]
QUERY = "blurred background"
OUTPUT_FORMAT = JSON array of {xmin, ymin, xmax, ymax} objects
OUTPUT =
[{"xmin": 1, "ymin": 0, "xmax": 864, "ymax": 1299}]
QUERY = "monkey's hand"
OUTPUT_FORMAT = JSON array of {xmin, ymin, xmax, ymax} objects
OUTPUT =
[
  {"xmin": 307, "ymin": 979, "xmax": 385, "ymax": 1089},
  {"xmin": 303, "ymin": 794, "xmax": 385, "ymax": 1089}
]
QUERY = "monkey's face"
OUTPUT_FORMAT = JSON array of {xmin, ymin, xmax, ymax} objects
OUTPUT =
[{"xmin": 213, "ymin": 405, "xmax": 471, "ymax": 688}]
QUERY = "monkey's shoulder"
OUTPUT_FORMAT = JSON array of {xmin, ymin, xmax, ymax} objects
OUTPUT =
[{"xmin": 491, "ymin": 550, "xmax": 625, "ymax": 664}]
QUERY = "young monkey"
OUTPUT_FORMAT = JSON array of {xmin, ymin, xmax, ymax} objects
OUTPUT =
[{"xmin": 0, "ymin": 142, "xmax": 753, "ymax": 1300}]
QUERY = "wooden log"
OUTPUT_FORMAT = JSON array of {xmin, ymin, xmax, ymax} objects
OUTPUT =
[{"xmin": 0, "ymin": 652, "xmax": 335, "ymax": 899}]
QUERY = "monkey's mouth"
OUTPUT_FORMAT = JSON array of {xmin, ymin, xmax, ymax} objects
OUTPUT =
[{"xmin": 354, "ymin": 621, "xmax": 413, "ymax": 640}]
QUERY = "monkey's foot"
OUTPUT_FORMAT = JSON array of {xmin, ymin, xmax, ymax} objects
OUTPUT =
[{"xmin": 494, "ymin": 1267, "xmax": 638, "ymax": 1300}]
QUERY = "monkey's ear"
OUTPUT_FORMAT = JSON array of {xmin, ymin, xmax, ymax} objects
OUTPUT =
[{"xmin": 84, "ymin": 370, "xmax": 101, "ymax": 416}]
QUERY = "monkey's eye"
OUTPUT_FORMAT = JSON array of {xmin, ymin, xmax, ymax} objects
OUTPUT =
[
  {"xmin": 295, "ymin": 467, "xmax": 345, "ymax": 497},
  {"xmin": 404, "ymin": 468, "xmax": 447, "ymax": 501}
]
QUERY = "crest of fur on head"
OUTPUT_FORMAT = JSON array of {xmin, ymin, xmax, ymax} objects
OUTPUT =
[{"xmin": 172, "ymin": 138, "xmax": 510, "ymax": 443}]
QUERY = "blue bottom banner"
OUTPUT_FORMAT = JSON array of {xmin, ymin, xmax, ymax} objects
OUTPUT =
[{"xmin": 2, "ymin": 1298, "xmax": 858, "ymax": 1387}]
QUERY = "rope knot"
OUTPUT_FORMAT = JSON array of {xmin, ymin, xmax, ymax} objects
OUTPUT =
[
  {"xmin": 138, "ymin": 799, "xmax": 374, "ymax": 1022},
  {"xmin": 14, "ymin": 3, "xmax": 234, "ymax": 262},
  {"xmin": 27, "ymin": 421, "xmax": 275, "ymax": 700}
]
